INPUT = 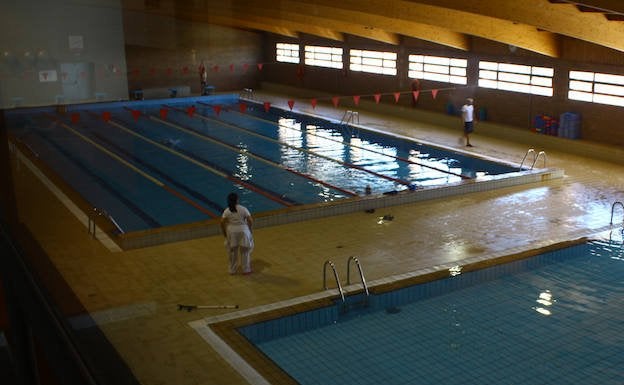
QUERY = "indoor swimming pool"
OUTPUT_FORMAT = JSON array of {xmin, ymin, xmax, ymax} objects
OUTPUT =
[
  {"xmin": 230, "ymin": 238, "xmax": 623, "ymax": 385},
  {"xmin": 6, "ymin": 95, "xmax": 551, "ymax": 237}
]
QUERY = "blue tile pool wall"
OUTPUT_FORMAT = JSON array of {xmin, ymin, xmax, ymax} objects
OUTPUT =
[{"xmin": 238, "ymin": 241, "xmax": 596, "ymax": 344}]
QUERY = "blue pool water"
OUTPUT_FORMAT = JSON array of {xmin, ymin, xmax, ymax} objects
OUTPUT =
[
  {"xmin": 238, "ymin": 240, "xmax": 624, "ymax": 385},
  {"xmin": 6, "ymin": 95, "xmax": 519, "ymax": 232}
]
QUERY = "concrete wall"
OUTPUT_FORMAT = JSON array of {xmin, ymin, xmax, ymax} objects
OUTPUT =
[
  {"xmin": 260, "ymin": 34, "xmax": 624, "ymax": 147},
  {"xmin": 0, "ymin": 0, "xmax": 129, "ymax": 108}
]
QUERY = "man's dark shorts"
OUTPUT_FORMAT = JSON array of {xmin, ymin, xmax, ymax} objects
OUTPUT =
[{"xmin": 464, "ymin": 121, "xmax": 474, "ymax": 134}]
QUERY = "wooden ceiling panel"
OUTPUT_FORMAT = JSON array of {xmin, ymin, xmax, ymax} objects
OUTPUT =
[{"xmin": 122, "ymin": 0, "xmax": 624, "ymax": 56}]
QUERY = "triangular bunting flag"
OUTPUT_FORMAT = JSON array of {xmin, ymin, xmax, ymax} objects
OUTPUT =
[
  {"xmin": 239, "ymin": 103, "xmax": 247, "ymax": 113},
  {"xmin": 257, "ymin": 63, "xmax": 264, "ymax": 71},
  {"xmin": 131, "ymin": 110, "xmax": 141, "ymax": 120},
  {"xmin": 287, "ymin": 100, "xmax": 295, "ymax": 110},
  {"xmin": 229, "ymin": 64, "xmax": 235, "ymax": 72},
  {"xmin": 243, "ymin": 63, "xmax": 249, "ymax": 72},
  {"xmin": 186, "ymin": 105, "xmax": 196, "ymax": 117},
  {"xmin": 311, "ymin": 99, "xmax": 317, "ymax": 109},
  {"xmin": 102, "ymin": 111, "xmax": 111, "ymax": 122},
  {"xmin": 264, "ymin": 101, "xmax": 271, "ymax": 112},
  {"xmin": 412, "ymin": 90, "xmax": 420, "ymax": 101},
  {"xmin": 353, "ymin": 95, "xmax": 360, "ymax": 106},
  {"xmin": 166, "ymin": 68, "xmax": 173, "ymax": 76},
  {"xmin": 332, "ymin": 96, "xmax": 340, "ymax": 108},
  {"xmin": 374, "ymin": 93, "xmax": 381, "ymax": 104},
  {"xmin": 394, "ymin": 92, "xmax": 401, "ymax": 103},
  {"xmin": 70, "ymin": 112, "xmax": 80, "ymax": 124},
  {"xmin": 431, "ymin": 89, "xmax": 438, "ymax": 99},
  {"xmin": 212, "ymin": 65, "xmax": 219, "ymax": 72},
  {"xmin": 160, "ymin": 108, "xmax": 168, "ymax": 120},
  {"xmin": 213, "ymin": 105, "xmax": 222, "ymax": 116},
  {"xmin": 182, "ymin": 66, "xmax": 189, "ymax": 75}
]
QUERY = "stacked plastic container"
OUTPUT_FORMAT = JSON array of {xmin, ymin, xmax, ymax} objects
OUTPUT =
[
  {"xmin": 533, "ymin": 114, "xmax": 559, "ymax": 135},
  {"xmin": 558, "ymin": 112, "xmax": 581, "ymax": 139}
]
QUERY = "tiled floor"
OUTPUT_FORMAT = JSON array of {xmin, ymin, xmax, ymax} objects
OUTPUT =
[{"xmin": 10, "ymin": 92, "xmax": 624, "ymax": 385}]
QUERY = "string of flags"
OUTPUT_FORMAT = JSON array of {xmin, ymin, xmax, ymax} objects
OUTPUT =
[{"xmin": 65, "ymin": 83, "xmax": 461, "ymax": 125}]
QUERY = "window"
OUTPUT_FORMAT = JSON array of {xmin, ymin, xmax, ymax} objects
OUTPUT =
[
  {"xmin": 276, "ymin": 43, "xmax": 299, "ymax": 64},
  {"xmin": 568, "ymin": 70, "xmax": 624, "ymax": 107},
  {"xmin": 304, "ymin": 45, "xmax": 343, "ymax": 69},
  {"xmin": 349, "ymin": 49, "xmax": 396, "ymax": 75},
  {"xmin": 408, "ymin": 55, "xmax": 467, "ymax": 85},
  {"xmin": 478, "ymin": 61, "xmax": 553, "ymax": 96}
]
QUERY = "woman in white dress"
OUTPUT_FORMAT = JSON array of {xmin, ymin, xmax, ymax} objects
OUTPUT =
[{"xmin": 220, "ymin": 193, "xmax": 254, "ymax": 274}]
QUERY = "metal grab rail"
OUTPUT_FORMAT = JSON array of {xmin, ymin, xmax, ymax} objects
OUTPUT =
[
  {"xmin": 346, "ymin": 256, "xmax": 369, "ymax": 297},
  {"xmin": 519, "ymin": 148, "xmax": 535, "ymax": 170},
  {"xmin": 519, "ymin": 149, "xmax": 547, "ymax": 170},
  {"xmin": 531, "ymin": 151, "xmax": 547, "ymax": 169},
  {"xmin": 323, "ymin": 260, "xmax": 345, "ymax": 303},
  {"xmin": 340, "ymin": 110, "xmax": 359, "ymax": 125},
  {"xmin": 88, "ymin": 207, "xmax": 124, "ymax": 239},
  {"xmin": 610, "ymin": 201, "xmax": 624, "ymax": 225}
]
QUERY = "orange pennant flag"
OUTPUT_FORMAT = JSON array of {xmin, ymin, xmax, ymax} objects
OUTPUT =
[
  {"xmin": 353, "ymin": 95, "xmax": 360, "ymax": 106},
  {"xmin": 394, "ymin": 92, "xmax": 401, "ymax": 103},
  {"xmin": 187, "ymin": 105, "xmax": 196, "ymax": 117},
  {"xmin": 311, "ymin": 99, "xmax": 317, "ymax": 109},
  {"xmin": 131, "ymin": 110, "xmax": 141, "ymax": 120},
  {"xmin": 374, "ymin": 93, "xmax": 381, "ymax": 104},
  {"xmin": 412, "ymin": 90, "xmax": 420, "ymax": 101},
  {"xmin": 213, "ymin": 105, "xmax": 222, "ymax": 116},
  {"xmin": 287, "ymin": 100, "xmax": 295, "ymax": 110},
  {"xmin": 159, "ymin": 108, "xmax": 168, "ymax": 120},
  {"xmin": 264, "ymin": 101, "xmax": 271, "ymax": 112},
  {"xmin": 431, "ymin": 89, "xmax": 438, "ymax": 99},
  {"xmin": 102, "ymin": 111, "xmax": 111, "ymax": 122},
  {"xmin": 229, "ymin": 64, "xmax": 235, "ymax": 72},
  {"xmin": 70, "ymin": 112, "xmax": 80, "ymax": 124},
  {"xmin": 332, "ymin": 96, "xmax": 340, "ymax": 108},
  {"xmin": 257, "ymin": 63, "xmax": 264, "ymax": 71},
  {"xmin": 239, "ymin": 103, "xmax": 247, "ymax": 113},
  {"xmin": 243, "ymin": 63, "xmax": 249, "ymax": 72}
]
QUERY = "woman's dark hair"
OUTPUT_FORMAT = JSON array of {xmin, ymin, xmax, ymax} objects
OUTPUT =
[{"xmin": 227, "ymin": 193, "xmax": 238, "ymax": 212}]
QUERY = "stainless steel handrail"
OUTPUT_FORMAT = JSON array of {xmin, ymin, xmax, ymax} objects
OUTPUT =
[
  {"xmin": 323, "ymin": 260, "xmax": 345, "ymax": 303},
  {"xmin": 610, "ymin": 201, "xmax": 624, "ymax": 225},
  {"xmin": 519, "ymin": 148, "xmax": 535, "ymax": 170},
  {"xmin": 346, "ymin": 256, "xmax": 369, "ymax": 296},
  {"xmin": 88, "ymin": 207, "xmax": 124, "ymax": 239},
  {"xmin": 531, "ymin": 151, "xmax": 547, "ymax": 169}
]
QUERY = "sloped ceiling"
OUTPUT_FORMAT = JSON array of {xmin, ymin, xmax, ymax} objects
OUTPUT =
[{"xmin": 123, "ymin": 0, "xmax": 624, "ymax": 57}]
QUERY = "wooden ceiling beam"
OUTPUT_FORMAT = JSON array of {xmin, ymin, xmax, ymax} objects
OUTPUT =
[
  {"xmin": 408, "ymin": 0, "xmax": 624, "ymax": 52},
  {"xmin": 292, "ymin": 0, "xmax": 560, "ymax": 56}
]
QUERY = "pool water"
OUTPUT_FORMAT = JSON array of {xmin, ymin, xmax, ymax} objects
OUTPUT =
[
  {"xmin": 6, "ymin": 96, "xmax": 520, "ymax": 232},
  {"xmin": 238, "ymin": 240, "xmax": 624, "ymax": 385}
]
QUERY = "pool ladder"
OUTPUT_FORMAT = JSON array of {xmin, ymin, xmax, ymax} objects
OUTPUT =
[
  {"xmin": 340, "ymin": 110, "xmax": 359, "ymax": 125},
  {"xmin": 519, "ymin": 148, "xmax": 547, "ymax": 170},
  {"xmin": 88, "ymin": 207, "xmax": 124, "ymax": 239},
  {"xmin": 323, "ymin": 257, "xmax": 370, "ymax": 306},
  {"xmin": 240, "ymin": 88, "xmax": 255, "ymax": 101}
]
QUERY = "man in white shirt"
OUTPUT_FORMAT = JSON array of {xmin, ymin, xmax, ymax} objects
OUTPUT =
[{"xmin": 461, "ymin": 98, "xmax": 474, "ymax": 147}]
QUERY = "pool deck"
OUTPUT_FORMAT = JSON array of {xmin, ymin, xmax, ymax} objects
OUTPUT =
[{"xmin": 10, "ymin": 92, "xmax": 624, "ymax": 384}]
